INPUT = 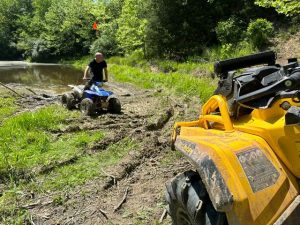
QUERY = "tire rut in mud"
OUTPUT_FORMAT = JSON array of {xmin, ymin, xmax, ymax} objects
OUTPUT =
[{"xmin": 7, "ymin": 82, "xmax": 198, "ymax": 225}]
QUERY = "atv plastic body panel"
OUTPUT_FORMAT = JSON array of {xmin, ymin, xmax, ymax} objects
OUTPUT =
[{"xmin": 172, "ymin": 95, "xmax": 300, "ymax": 225}]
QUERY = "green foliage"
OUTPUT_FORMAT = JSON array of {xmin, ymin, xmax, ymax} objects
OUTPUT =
[
  {"xmin": 0, "ymin": 0, "xmax": 28, "ymax": 59},
  {"xmin": 0, "ymin": 97, "xmax": 17, "ymax": 121},
  {"xmin": 41, "ymin": 138, "xmax": 137, "ymax": 190},
  {"xmin": 16, "ymin": 0, "xmax": 52, "ymax": 60},
  {"xmin": 215, "ymin": 18, "xmax": 244, "ymax": 44},
  {"xmin": 12, "ymin": 0, "xmax": 104, "ymax": 60},
  {"xmin": 255, "ymin": 0, "xmax": 300, "ymax": 17},
  {"xmin": 246, "ymin": 18, "xmax": 274, "ymax": 48},
  {"xmin": 0, "ymin": 0, "xmax": 291, "ymax": 60},
  {"xmin": 90, "ymin": 22, "xmax": 122, "ymax": 57},
  {"xmin": 105, "ymin": 0, "xmax": 125, "ymax": 19},
  {"xmin": 146, "ymin": 0, "xmax": 216, "ymax": 58},
  {"xmin": 202, "ymin": 42, "xmax": 256, "ymax": 61},
  {"xmin": 116, "ymin": 0, "xmax": 148, "ymax": 54},
  {"xmin": 110, "ymin": 63, "xmax": 216, "ymax": 102},
  {"xmin": 43, "ymin": 0, "xmax": 95, "ymax": 57},
  {"xmin": 0, "ymin": 105, "xmax": 83, "ymax": 182}
]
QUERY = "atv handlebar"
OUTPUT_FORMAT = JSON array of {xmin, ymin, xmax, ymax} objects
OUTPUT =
[
  {"xmin": 214, "ymin": 51, "xmax": 276, "ymax": 77},
  {"xmin": 237, "ymin": 71, "xmax": 300, "ymax": 104}
]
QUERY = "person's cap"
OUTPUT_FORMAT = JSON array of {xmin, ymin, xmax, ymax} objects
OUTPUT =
[{"xmin": 95, "ymin": 52, "xmax": 103, "ymax": 56}]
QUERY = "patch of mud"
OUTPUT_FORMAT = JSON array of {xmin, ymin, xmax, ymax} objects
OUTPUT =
[
  {"xmin": 2, "ymin": 80, "xmax": 200, "ymax": 224},
  {"xmin": 0, "ymin": 83, "xmax": 59, "ymax": 114}
]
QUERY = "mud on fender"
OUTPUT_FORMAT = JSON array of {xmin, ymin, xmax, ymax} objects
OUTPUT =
[{"xmin": 174, "ymin": 138, "xmax": 233, "ymax": 212}]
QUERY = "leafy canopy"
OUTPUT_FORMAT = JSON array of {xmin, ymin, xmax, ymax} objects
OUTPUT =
[{"xmin": 255, "ymin": 0, "xmax": 300, "ymax": 17}]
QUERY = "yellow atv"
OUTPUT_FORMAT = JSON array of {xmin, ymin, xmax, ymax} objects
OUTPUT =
[{"xmin": 166, "ymin": 51, "xmax": 300, "ymax": 225}]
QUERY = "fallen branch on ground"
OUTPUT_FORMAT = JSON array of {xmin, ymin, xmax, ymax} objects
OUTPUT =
[
  {"xmin": 29, "ymin": 215, "xmax": 36, "ymax": 225},
  {"xmin": 159, "ymin": 209, "xmax": 167, "ymax": 223},
  {"xmin": 101, "ymin": 168, "xmax": 117, "ymax": 186},
  {"xmin": 22, "ymin": 200, "xmax": 53, "ymax": 209},
  {"xmin": 26, "ymin": 87, "xmax": 37, "ymax": 95},
  {"xmin": 0, "ymin": 81, "xmax": 23, "ymax": 97},
  {"xmin": 90, "ymin": 208, "xmax": 108, "ymax": 220},
  {"xmin": 113, "ymin": 187, "xmax": 129, "ymax": 212},
  {"xmin": 99, "ymin": 208, "xmax": 109, "ymax": 220}
]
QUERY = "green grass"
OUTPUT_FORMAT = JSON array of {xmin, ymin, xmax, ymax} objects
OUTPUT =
[
  {"xmin": 0, "ymin": 99, "xmax": 140, "ymax": 223},
  {"xmin": 0, "ymin": 138, "xmax": 138, "ymax": 224},
  {"xmin": 107, "ymin": 43, "xmax": 258, "ymax": 102},
  {"xmin": 0, "ymin": 97, "xmax": 18, "ymax": 121},
  {"xmin": 110, "ymin": 64, "xmax": 216, "ymax": 102},
  {"xmin": 60, "ymin": 55, "xmax": 91, "ymax": 70},
  {"xmin": 0, "ymin": 105, "xmax": 84, "ymax": 182},
  {"xmin": 40, "ymin": 138, "xmax": 138, "ymax": 190},
  {"xmin": 0, "ymin": 102, "xmax": 139, "ymax": 223},
  {"xmin": 201, "ymin": 42, "xmax": 257, "ymax": 62},
  {"xmin": 66, "ymin": 42, "xmax": 257, "ymax": 104}
]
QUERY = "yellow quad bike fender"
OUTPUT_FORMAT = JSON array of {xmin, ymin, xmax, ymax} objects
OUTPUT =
[{"xmin": 171, "ymin": 95, "xmax": 300, "ymax": 225}]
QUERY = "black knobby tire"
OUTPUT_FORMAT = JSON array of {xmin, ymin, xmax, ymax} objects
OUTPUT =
[
  {"xmin": 62, "ymin": 93, "xmax": 76, "ymax": 110},
  {"xmin": 108, "ymin": 98, "xmax": 121, "ymax": 114},
  {"xmin": 165, "ymin": 170, "xmax": 227, "ymax": 225},
  {"xmin": 80, "ymin": 98, "xmax": 95, "ymax": 116}
]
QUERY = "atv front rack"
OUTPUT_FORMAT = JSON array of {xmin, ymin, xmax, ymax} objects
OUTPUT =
[{"xmin": 172, "ymin": 95, "xmax": 234, "ymax": 146}]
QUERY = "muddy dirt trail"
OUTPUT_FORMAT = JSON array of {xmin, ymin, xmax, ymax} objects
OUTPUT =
[{"xmin": 6, "ymin": 81, "xmax": 198, "ymax": 225}]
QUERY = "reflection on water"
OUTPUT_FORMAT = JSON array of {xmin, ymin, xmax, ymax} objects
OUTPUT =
[{"xmin": 0, "ymin": 63, "xmax": 83, "ymax": 93}]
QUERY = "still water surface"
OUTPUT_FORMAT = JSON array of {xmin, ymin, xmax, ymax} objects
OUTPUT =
[{"xmin": 0, "ymin": 61, "xmax": 83, "ymax": 93}]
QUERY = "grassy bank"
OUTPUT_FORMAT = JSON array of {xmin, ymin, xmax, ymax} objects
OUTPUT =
[
  {"xmin": 67, "ymin": 55, "xmax": 217, "ymax": 102},
  {"xmin": 111, "ymin": 64, "xmax": 215, "ymax": 102},
  {"xmin": 67, "ymin": 43, "xmax": 257, "ymax": 103},
  {"xmin": 0, "ymin": 95, "xmax": 139, "ymax": 223},
  {"xmin": 0, "ymin": 97, "xmax": 18, "ymax": 121}
]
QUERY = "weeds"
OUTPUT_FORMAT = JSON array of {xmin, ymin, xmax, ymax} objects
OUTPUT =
[
  {"xmin": 0, "ymin": 97, "xmax": 17, "ymax": 122},
  {"xmin": 0, "ymin": 138, "xmax": 138, "ymax": 220},
  {"xmin": 201, "ymin": 42, "xmax": 257, "ymax": 62},
  {"xmin": 110, "ymin": 64, "xmax": 216, "ymax": 102},
  {"xmin": 0, "ymin": 105, "xmax": 84, "ymax": 182},
  {"xmin": 40, "ymin": 138, "xmax": 138, "ymax": 190}
]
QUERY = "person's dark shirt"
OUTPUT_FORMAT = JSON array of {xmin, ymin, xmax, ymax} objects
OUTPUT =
[{"xmin": 88, "ymin": 59, "xmax": 107, "ymax": 82}]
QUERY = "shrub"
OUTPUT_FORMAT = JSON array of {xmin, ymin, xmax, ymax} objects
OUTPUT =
[
  {"xmin": 246, "ymin": 18, "xmax": 274, "ymax": 48},
  {"xmin": 215, "ymin": 18, "xmax": 244, "ymax": 44},
  {"xmin": 202, "ymin": 42, "xmax": 256, "ymax": 61}
]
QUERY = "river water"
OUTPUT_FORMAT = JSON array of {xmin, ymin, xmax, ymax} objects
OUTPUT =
[{"xmin": 0, "ymin": 61, "xmax": 83, "ymax": 93}]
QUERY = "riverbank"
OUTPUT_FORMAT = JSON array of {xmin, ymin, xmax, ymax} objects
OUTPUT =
[{"xmin": 66, "ymin": 53, "xmax": 218, "ymax": 104}]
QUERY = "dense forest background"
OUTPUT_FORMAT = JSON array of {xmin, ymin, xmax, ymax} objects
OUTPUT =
[{"xmin": 0, "ymin": 0, "xmax": 299, "ymax": 61}]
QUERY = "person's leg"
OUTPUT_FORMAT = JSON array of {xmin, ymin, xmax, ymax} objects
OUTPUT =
[{"xmin": 84, "ymin": 79, "xmax": 93, "ymax": 90}]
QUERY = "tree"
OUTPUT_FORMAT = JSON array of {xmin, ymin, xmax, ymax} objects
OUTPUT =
[
  {"xmin": 90, "ymin": 0, "xmax": 125, "ymax": 56},
  {"xmin": 0, "ymin": 0, "xmax": 31, "ymax": 59},
  {"xmin": 90, "ymin": 23, "xmax": 122, "ymax": 56},
  {"xmin": 16, "ymin": 0, "xmax": 101, "ymax": 60},
  {"xmin": 146, "ymin": 0, "xmax": 219, "ymax": 58},
  {"xmin": 255, "ymin": 0, "xmax": 300, "ymax": 17},
  {"xmin": 116, "ymin": 0, "xmax": 148, "ymax": 54},
  {"xmin": 16, "ymin": 0, "xmax": 53, "ymax": 60},
  {"xmin": 43, "ymin": 0, "xmax": 96, "ymax": 57}
]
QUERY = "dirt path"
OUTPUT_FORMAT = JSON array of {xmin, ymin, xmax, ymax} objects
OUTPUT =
[{"xmin": 5, "ymin": 81, "xmax": 198, "ymax": 224}]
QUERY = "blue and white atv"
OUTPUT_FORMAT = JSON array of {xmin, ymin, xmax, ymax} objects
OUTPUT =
[{"xmin": 62, "ymin": 82, "xmax": 121, "ymax": 116}]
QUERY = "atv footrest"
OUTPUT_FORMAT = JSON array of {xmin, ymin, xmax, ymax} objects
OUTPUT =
[{"xmin": 273, "ymin": 195, "xmax": 300, "ymax": 225}]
